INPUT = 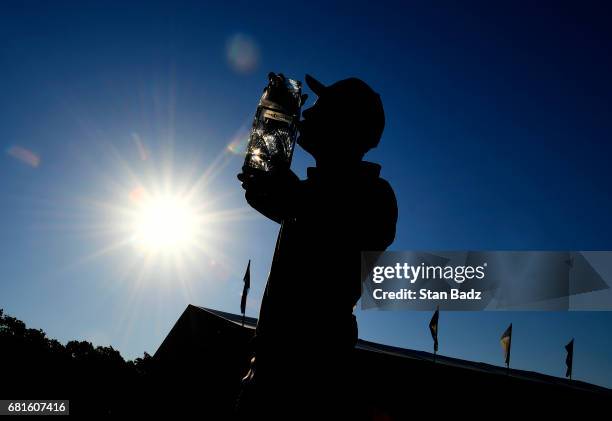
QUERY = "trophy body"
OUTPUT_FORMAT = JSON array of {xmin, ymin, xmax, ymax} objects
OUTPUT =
[{"xmin": 244, "ymin": 73, "xmax": 303, "ymax": 173}]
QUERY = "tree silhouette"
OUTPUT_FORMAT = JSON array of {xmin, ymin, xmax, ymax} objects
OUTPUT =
[{"xmin": 0, "ymin": 308, "xmax": 154, "ymax": 415}]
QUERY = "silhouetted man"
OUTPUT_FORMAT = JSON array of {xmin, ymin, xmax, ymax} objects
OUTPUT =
[{"xmin": 237, "ymin": 74, "xmax": 397, "ymax": 418}]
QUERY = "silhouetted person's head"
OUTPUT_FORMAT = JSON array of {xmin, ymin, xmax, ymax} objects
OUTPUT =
[{"xmin": 298, "ymin": 74, "xmax": 385, "ymax": 167}]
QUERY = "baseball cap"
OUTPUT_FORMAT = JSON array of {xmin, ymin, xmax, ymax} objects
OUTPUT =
[{"xmin": 305, "ymin": 74, "xmax": 385, "ymax": 150}]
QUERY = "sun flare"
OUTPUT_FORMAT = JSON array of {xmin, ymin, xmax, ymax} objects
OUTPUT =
[{"xmin": 131, "ymin": 192, "xmax": 201, "ymax": 254}]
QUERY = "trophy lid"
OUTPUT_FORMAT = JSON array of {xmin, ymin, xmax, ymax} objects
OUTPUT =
[{"xmin": 261, "ymin": 73, "xmax": 302, "ymax": 116}]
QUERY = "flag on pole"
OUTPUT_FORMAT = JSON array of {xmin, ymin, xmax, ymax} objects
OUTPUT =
[
  {"xmin": 240, "ymin": 260, "xmax": 251, "ymax": 324},
  {"xmin": 565, "ymin": 338, "xmax": 574, "ymax": 379},
  {"xmin": 500, "ymin": 323, "xmax": 512, "ymax": 368},
  {"xmin": 429, "ymin": 305, "xmax": 439, "ymax": 354}
]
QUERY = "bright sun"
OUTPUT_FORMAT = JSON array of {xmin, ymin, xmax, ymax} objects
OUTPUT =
[{"xmin": 131, "ymin": 193, "xmax": 200, "ymax": 253}]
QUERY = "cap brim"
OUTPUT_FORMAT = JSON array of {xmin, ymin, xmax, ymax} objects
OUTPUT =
[{"xmin": 305, "ymin": 74, "xmax": 326, "ymax": 96}]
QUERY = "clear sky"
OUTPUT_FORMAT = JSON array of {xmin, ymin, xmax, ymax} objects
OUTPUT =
[{"xmin": 1, "ymin": 1, "xmax": 611, "ymax": 388}]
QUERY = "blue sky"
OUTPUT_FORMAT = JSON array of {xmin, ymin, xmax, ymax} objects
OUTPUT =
[{"xmin": 1, "ymin": 1, "xmax": 611, "ymax": 387}]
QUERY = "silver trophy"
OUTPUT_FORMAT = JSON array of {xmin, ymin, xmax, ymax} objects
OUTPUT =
[{"xmin": 244, "ymin": 73, "xmax": 303, "ymax": 173}]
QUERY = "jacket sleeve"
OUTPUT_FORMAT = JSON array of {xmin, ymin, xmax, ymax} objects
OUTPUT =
[
  {"xmin": 359, "ymin": 178, "xmax": 398, "ymax": 251},
  {"xmin": 244, "ymin": 169, "xmax": 302, "ymax": 224},
  {"xmin": 374, "ymin": 178, "xmax": 398, "ymax": 250}
]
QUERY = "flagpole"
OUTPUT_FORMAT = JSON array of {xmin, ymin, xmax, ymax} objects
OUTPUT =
[{"xmin": 506, "ymin": 347, "xmax": 510, "ymax": 376}]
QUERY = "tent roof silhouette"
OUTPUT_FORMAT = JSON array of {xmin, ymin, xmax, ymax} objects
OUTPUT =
[{"xmin": 152, "ymin": 305, "xmax": 610, "ymax": 415}]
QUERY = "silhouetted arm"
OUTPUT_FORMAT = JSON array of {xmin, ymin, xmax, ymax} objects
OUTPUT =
[{"xmin": 238, "ymin": 168, "xmax": 302, "ymax": 224}]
